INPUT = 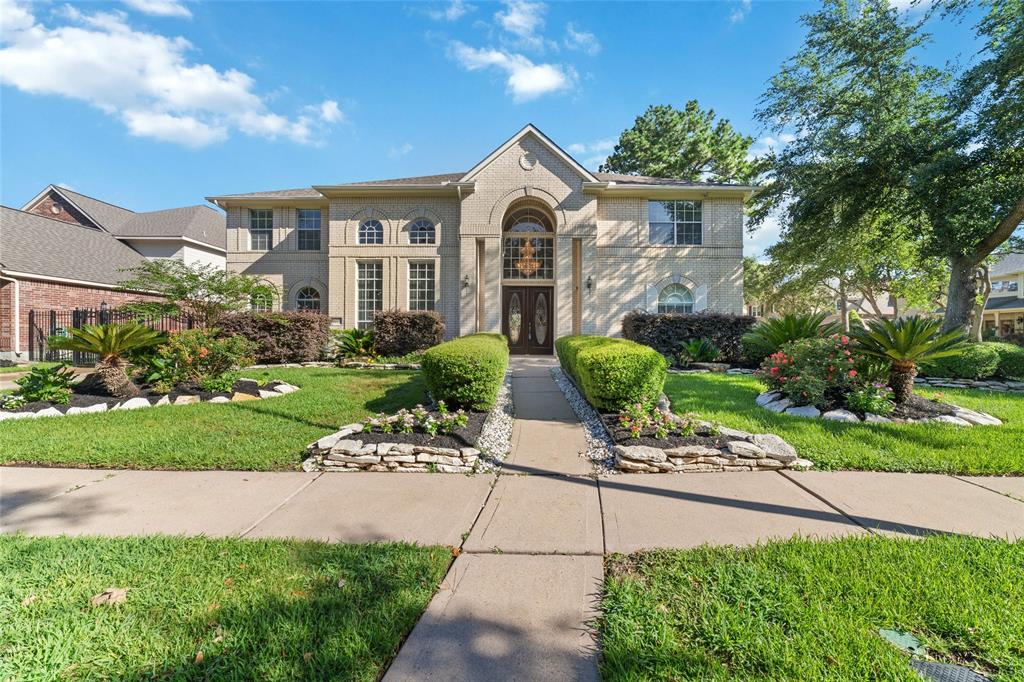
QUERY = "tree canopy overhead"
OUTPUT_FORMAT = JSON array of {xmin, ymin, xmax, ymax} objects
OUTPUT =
[{"xmin": 601, "ymin": 101, "xmax": 763, "ymax": 183}]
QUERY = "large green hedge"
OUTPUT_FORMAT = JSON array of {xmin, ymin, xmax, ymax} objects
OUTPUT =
[
  {"xmin": 920, "ymin": 342, "xmax": 1001, "ymax": 379},
  {"xmin": 556, "ymin": 335, "xmax": 667, "ymax": 411},
  {"xmin": 421, "ymin": 333, "xmax": 509, "ymax": 410},
  {"xmin": 990, "ymin": 341, "xmax": 1024, "ymax": 380}
]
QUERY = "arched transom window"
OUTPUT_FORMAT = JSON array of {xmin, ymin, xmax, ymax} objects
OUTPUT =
[
  {"xmin": 502, "ymin": 201, "xmax": 554, "ymax": 280},
  {"xmin": 296, "ymin": 287, "xmax": 321, "ymax": 311},
  {"xmin": 408, "ymin": 218, "xmax": 436, "ymax": 244},
  {"xmin": 358, "ymin": 219, "xmax": 384, "ymax": 244},
  {"xmin": 657, "ymin": 284, "xmax": 693, "ymax": 314}
]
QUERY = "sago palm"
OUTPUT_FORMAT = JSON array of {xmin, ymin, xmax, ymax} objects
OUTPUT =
[
  {"xmin": 852, "ymin": 316, "xmax": 966, "ymax": 404},
  {"xmin": 742, "ymin": 312, "xmax": 842, "ymax": 358},
  {"xmin": 49, "ymin": 323, "xmax": 166, "ymax": 397}
]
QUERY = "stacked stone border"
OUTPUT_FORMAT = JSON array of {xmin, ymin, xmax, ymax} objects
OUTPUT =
[
  {"xmin": 915, "ymin": 376, "xmax": 1024, "ymax": 393},
  {"xmin": 247, "ymin": 361, "xmax": 422, "ymax": 371},
  {"xmin": 302, "ymin": 373, "xmax": 513, "ymax": 474},
  {"xmin": 0, "ymin": 380, "xmax": 300, "ymax": 421},
  {"xmin": 755, "ymin": 390, "xmax": 1003, "ymax": 426},
  {"xmin": 550, "ymin": 366, "xmax": 812, "ymax": 474}
]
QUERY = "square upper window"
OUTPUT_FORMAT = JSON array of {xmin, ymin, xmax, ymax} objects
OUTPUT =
[{"xmin": 648, "ymin": 200, "xmax": 702, "ymax": 246}]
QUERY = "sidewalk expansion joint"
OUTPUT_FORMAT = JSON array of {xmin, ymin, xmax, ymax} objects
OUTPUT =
[
  {"xmin": 952, "ymin": 475, "xmax": 1024, "ymax": 503},
  {"xmin": 775, "ymin": 471, "xmax": 875, "ymax": 535},
  {"xmin": 238, "ymin": 472, "xmax": 322, "ymax": 538}
]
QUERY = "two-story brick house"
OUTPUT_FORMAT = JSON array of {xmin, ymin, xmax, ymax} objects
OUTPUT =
[{"xmin": 208, "ymin": 125, "xmax": 751, "ymax": 354}]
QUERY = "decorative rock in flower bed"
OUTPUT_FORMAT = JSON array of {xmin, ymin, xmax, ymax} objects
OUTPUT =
[
  {"xmin": 336, "ymin": 361, "xmax": 421, "ymax": 370},
  {"xmin": 248, "ymin": 362, "xmax": 333, "ymax": 369},
  {"xmin": 914, "ymin": 376, "xmax": 1024, "ymax": 393},
  {"xmin": 754, "ymin": 389, "xmax": 1002, "ymax": 426},
  {"xmin": 0, "ymin": 379, "xmax": 300, "ymax": 421}
]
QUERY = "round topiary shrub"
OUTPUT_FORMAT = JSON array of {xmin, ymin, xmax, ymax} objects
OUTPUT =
[
  {"xmin": 919, "ymin": 342, "xmax": 1000, "ymax": 380},
  {"xmin": 989, "ymin": 341, "xmax": 1024, "ymax": 380}
]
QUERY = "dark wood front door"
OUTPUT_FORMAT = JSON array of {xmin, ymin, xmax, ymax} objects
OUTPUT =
[{"xmin": 502, "ymin": 286, "xmax": 553, "ymax": 355}]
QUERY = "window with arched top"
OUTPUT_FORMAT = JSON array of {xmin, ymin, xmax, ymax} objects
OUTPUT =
[
  {"xmin": 296, "ymin": 287, "xmax": 321, "ymax": 311},
  {"xmin": 250, "ymin": 291, "xmax": 273, "ymax": 312},
  {"xmin": 408, "ymin": 218, "xmax": 436, "ymax": 244},
  {"xmin": 657, "ymin": 284, "xmax": 693, "ymax": 314},
  {"xmin": 502, "ymin": 200, "xmax": 555, "ymax": 280},
  {"xmin": 358, "ymin": 219, "xmax": 384, "ymax": 244}
]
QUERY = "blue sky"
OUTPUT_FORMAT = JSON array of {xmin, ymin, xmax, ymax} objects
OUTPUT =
[{"xmin": 0, "ymin": 0, "xmax": 982, "ymax": 256}]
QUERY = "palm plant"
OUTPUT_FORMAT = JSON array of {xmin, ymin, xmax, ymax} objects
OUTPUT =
[
  {"xmin": 679, "ymin": 338, "xmax": 720, "ymax": 366},
  {"xmin": 48, "ymin": 323, "xmax": 166, "ymax": 397},
  {"xmin": 852, "ymin": 316, "xmax": 966, "ymax": 404},
  {"xmin": 742, "ymin": 312, "xmax": 842, "ymax": 359},
  {"xmin": 333, "ymin": 328, "xmax": 377, "ymax": 362}
]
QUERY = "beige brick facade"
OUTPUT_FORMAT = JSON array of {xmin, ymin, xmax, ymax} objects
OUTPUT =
[{"xmin": 218, "ymin": 126, "xmax": 746, "ymax": 350}]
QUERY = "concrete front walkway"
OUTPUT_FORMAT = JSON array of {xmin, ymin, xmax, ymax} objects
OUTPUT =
[{"xmin": 3, "ymin": 356, "xmax": 1023, "ymax": 680}]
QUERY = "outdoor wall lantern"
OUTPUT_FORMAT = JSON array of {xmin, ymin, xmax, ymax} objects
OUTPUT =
[
  {"xmin": 462, "ymin": 275, "xmax": 471, "ymax": 290},
  {"xmin": 586, "ymin": 275, "xmax": 593, "ymax": 291}
]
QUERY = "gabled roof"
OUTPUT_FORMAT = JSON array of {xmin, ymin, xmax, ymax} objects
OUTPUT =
[
  {"xmin": 460, "ymin": 124, "xmax": 599, "ymax": 183},
  {"xmin": 23, "ymin": 185, "xmax": 225, "ymax": 251},
  {"xmin": 985, "ymin": 295, "xmax": 1024, "ymax": 311},
  {"xmin": 0, "ymin": 206, "xmax": 146, "ymax": 286},
  {"xmin": 992, "ymin": 253, "xmax": 1024, "ymax": 277}
]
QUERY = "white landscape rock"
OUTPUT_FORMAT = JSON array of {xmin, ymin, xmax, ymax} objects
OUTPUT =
[
  {"xmin": 208, "ymin": 396, "xmax": 230, "ymax": 403},
  {"xmin": 115, "ymin": 398, "xmax": 151, "ymax": 411},
  {"xmin": 750, "ymin": 433, "xmax": 798, "ymax": 463},
  {"xmin": 863, "ymin": 413, "xmax": 891, "ymax": 423},
  {"xmin": 613, "ymin": 445, "xmax": 667, "ymax": 464},
  {"xmin": 66, "ymin": 403, "xmax": 108, "ymax": 415},
  {"xmin": 755, "ymin": 391, "xmax": 782, "ymax": 407},
  {"xmin": 726, "ymin": 440, "xmax": 765, "ymax": 459},
  {"xmin": 33, "ymin": 407, "xmax": 64, "ymax": 418},
  {"xmin": 785, "ymin": 405, "xmax": 821, "ymax": 418},
  {"xmin": 763, "ymin": 398, "xmax": 793, "ymax": 413},
  {"xmin": 952, "ymin": 408, "xmax": 1002, "ymax": 426},
  {"xmin": 821, "ymin": 409, "xmax": 860, "ymax": 423},
  {"xmin": 931, "ymin": 415, "xmax": 972, "ymax": 427}
]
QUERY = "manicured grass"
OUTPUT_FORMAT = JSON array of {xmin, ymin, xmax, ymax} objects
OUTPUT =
[
  {"xmin": 0, "ymin": 361, "xmax": 60, "ymax": 374},
  {"xmin": 601, "ymin": 536, "xmax": 1024, "ymax": 681},
  {"xmin": 665, "ymin": 373, "xmax": 1024, "ymax": 474},
  {"xmin": 1, "ymin": 534, "xmax": 450, "ymax": 681},
  {"xmin": 0, "ymin": 368, "xmax": 426, "ymax": 470}
]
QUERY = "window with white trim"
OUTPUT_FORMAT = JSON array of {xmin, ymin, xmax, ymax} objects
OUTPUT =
[
  {"xmin": 357, "ymin": 261, "xmax": 383, "ymax": 329},
  {"xmin": 408, "ymin": 218, "xmax": 436, "ymax": 244},
  {"xmin": 250, "ymin": 291, "xmax": 273, "ymax": 312},
  {"xmin": 649, "ymin": 200, "xmax": 702, "ymax": 246},
  {"xmin": 359, "ymin": 219, "xmax": 384, "ymax": 244},
  {"xmin": 297, "ymin": 209, "xmax": 321, "ymax": 251},
  {"xmin": 296, "ymin": 287, "xmax": 321, "ymax": 311},
  {"xmin": 408, "ymin": 261, "xmax": 435, "ymax": 311},
  {"xmin": 657, "ymin": 284, "xmax": 694, "ymax": 314},
  {"xmin": 249, "ymin": 209, "xmax": 273, "ymax": 251}
]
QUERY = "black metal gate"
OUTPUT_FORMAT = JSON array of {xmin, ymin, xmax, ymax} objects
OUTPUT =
[{"xmin": 28, "ymin": 308, "xmax": 196, "ymax": 366}]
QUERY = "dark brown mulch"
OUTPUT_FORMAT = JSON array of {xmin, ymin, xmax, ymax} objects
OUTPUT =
[
  {"xmin": 358, "ymin": 410, "xmax": 488, "ymax": 450},
  {"xmin": 890, "ymin": 394, "xmax": 956, "ymax": 420},
  {"xmin": 601, "ymin": 414, "xmax": 734, "ymax": 449}
]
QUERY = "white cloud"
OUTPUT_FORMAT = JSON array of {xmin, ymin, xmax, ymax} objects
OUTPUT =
[
  {"xmin": 495, "ymin": 0, "xmax": 547, "ymax": 50},
  {"xmin": 427, "ymin": 0, "xmax": 475, "ymax": 21},
  {"xmin": 567, "ymin": 138, "xmax": 615, "ymax": 167},
  {"xmin": 388, "ymin": 142, "xmax": 414, "ymax": 158},
  {"xmin": 123, "ymin": 0, "xmax": 192, "ymax": 19},
  {"xmin": 748, "ymin": 133, "xmax": 796, "ymax": 158},
  {"xmin": 0, "ymin": 1, "xmax": 340, "ymax": 148},
  {"xmin": 729, "ymin": 0, "xmax": 751, "ymax": 24},
  {"xmin": 744, "ymin": 212, "xmax": 782, "ymax": 260},
  {"xmin": 887, "ymin": 0, "xmax": 934, "ymax": 11},
  {"xmin": 564, "ymin": 22, "xmax": 599, "ymax": 56},
  {"xmin": 449, "ymin": 41, "xmax": 575, "ymax": 102}
]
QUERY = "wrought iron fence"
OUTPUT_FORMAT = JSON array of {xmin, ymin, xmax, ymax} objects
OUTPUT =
[{"xmin": 28, "ymin": 308, "xmax": 197, "ymax": 366}]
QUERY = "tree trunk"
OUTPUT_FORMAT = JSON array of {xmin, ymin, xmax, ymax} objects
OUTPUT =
[
  {"xmin": 888, "ymin": 360, "xmax": 917, "ymax": 405},
  {"xmin": 969, "ymin": 264, "xmax": 991, "ymax": 342},
  {"xmin": 941, "ymin": 255, "xmax": 979, "ymax": 334},
  {"xmin": 96, "ymin": 359, "xmax": 138, "ymax": 398}
]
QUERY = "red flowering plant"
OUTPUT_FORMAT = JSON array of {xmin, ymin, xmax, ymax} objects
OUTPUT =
[
  {"xmin": 140, "ymin": 329, "xmax": 255, "ymax": 393},
  {"xmin": 756, "ymin": 334, "xmax": 881, "ymax": 410}
]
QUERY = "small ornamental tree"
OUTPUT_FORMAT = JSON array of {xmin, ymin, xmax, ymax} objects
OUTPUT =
[{"xmin": 117, "ymin": 260, "xmax": 278, "ymax": 328}]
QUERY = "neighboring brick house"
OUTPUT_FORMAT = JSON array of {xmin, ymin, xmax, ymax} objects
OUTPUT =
[
  {"xmin": 208, "ymin": 125, "xmax": 752, "ymax": 354},
  {"xmin": 1, "ymin": 186, "xmax": 225, "ymax": 361}
]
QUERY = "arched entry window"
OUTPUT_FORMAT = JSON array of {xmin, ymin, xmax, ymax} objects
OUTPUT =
[
  {"xmin": 358, "ymin": 219, "xmax": 384, "ymax": 244},
  {"xmin": 296, "ymin": 287, "xmax": 321, "ymax": 311},
  {"xmin": 502, "ymin": 200, "xmax": 554, "ymax": 280},
  {"xmin": 657, "ymin": 284, "xmax": 693, "ymax": 314}
]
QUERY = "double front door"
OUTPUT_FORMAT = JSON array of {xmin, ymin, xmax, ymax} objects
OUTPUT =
[{"xmin": 502, "ymin": 286, "xmax": 553, "ymax": 355}]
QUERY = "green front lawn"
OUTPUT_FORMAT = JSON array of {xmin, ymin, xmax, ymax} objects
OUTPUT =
[
  {"xmin": 601, "ymin": 536, "xmax": 1024, "ymax": 681},
  {"xmin": 1, "ymin": 534, "xmax": 450, "ymax": 681},
  {"xmin": 0, "ymin": 368, "xmax": 426, "ymax": 470},
  {"xmin": 666, "ymin": 373, "xmax": 1024, "ymax": 474},
  {"xmin": 0, "ymin": 361, "xmax": 60, "ymax": 374}
]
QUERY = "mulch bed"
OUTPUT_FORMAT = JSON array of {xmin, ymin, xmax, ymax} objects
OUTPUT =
[
  {"xmin": 601, "ymin": 414, "xmax": 733, "ymax": 449},
  {"xmin": 889, "ymin": 394, "xmax": 956, "ymax": 420},
  {"xmin": 358, "ymin": 410, "xmax": 487, "ymax": 450},
  {"xmin": 2, "ymin": 377, "xmax": 280, "ymax": 414}
]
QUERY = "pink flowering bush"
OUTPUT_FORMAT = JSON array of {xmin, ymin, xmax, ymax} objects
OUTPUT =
[{"xmin": 757, "ymin": 335, "xmax": 881, "ymax": 409}]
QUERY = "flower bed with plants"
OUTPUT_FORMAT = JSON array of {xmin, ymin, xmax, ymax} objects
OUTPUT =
[
  {"xmin": 303, "ymin": 333, "xmax": 512, "ymax": 473},
  {"xmin": 0, "ymin": 324, "xmax": 297, "ymax": 420},
  {"xmin": 750, "ymin": 316, "xmax": 1002, "ymax": 427}
]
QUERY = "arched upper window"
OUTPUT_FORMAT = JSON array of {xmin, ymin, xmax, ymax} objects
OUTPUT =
[
  {"xmin": 503, "ymin": 203, "xmax": 554, "ymax": 233},
  {"xmin": 358, "ymin": 219, "xmax": 384, "ymax": 244},
  {"xmin": 657, "ymin": 284, "xmax": 693, "ymax": 314},
  {"xmin": 296, "ymin": 287, "xmax": 321, "ymax": 312},
  {"xmin": 250, "ymin": 291, "xmax": 273, "ymax": 312},
  {"xmin": 408, "ymin": 218, "xmax": 436, "ymax": 244},
  {"xmin": 502, "ymin": 200, "xmax": 555, "ymax": 280}
]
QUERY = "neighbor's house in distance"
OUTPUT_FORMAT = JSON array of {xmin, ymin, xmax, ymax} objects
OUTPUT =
[
  {"xmin": 208, "ymin": 124, "xmax": 752, "ymax": 355},
  {"xmin": 983, "ymin": 253, "xmax": 1024, "ymax": 337},
  {"xmin": 0, "ymin": 185, "xmax": 225, "ymax": 362}
]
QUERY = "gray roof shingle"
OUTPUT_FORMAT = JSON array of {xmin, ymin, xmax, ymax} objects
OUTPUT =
[
  {"xmin": 985, "ymin": 295, "xmax": 1024, "ymax": 311},
  {"xmin": 0, "ymin": 206, "xmax": 146, "ymax": 285},
  {"xmin": 992, "ymin": 253, "xmax": 1024, "ymax": 277}
]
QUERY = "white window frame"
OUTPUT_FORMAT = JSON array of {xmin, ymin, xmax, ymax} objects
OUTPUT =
[
  {"xmin": 408, "ymin": 261, "xmax": 436, "ymax": 311},
  {"xmin": 357, "ymin": 261, "xmax": 383, "ymax": 329},
  {"xmin": 249, "ymin": 209, "xmax": 273, "ymax": 251},
  {"xmin": 408, "ymin": 218, "xmax": 436, "ymax": 245},
  {"xmin": 297, "ymin": 209, "xmax": 321, "ymax": 251},
  {"xmin": 250, "ymin": 291, "xmax": 273, "ymax": 312},
  {"xmin": 295, "ymin": 286, "xmax": 321, "ymax": 312},
  {"xmin": 648, "ymin": 200, "xmax": 703, "ymax": 246},
  {"xmin": 657, "ymin": 283, "xmax": 694, "ymax": 314},
  {"xmin": 358, "ymin": 219, "xmax": 384, "ymax": 245}
]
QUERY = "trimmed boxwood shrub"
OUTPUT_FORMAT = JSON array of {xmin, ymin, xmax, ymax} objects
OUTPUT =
[
  {"xmin": 622, "ymin": 311, "xmax": 757, "ymax": 364},
  {"xmin": 373, "ymin": 310, "xmax": 445, "ymax": 357},
  {"xmin": 990, "ymin": 341, "xmax": 1024, "ymax": 380},
  {"xmin": 421, "ymin": 333, "xmax": 509, "ymax": 410},
  {"xmin": 919, "ymin": 341, "xmax": 1000, "ymax": 380},
  {"xmin": 556, "ymin": 335, "xmax": 667, "ymax": 411},
  {"xmin": 216, "ymin": 312, "xmax": 331, "ymax": 364}
]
